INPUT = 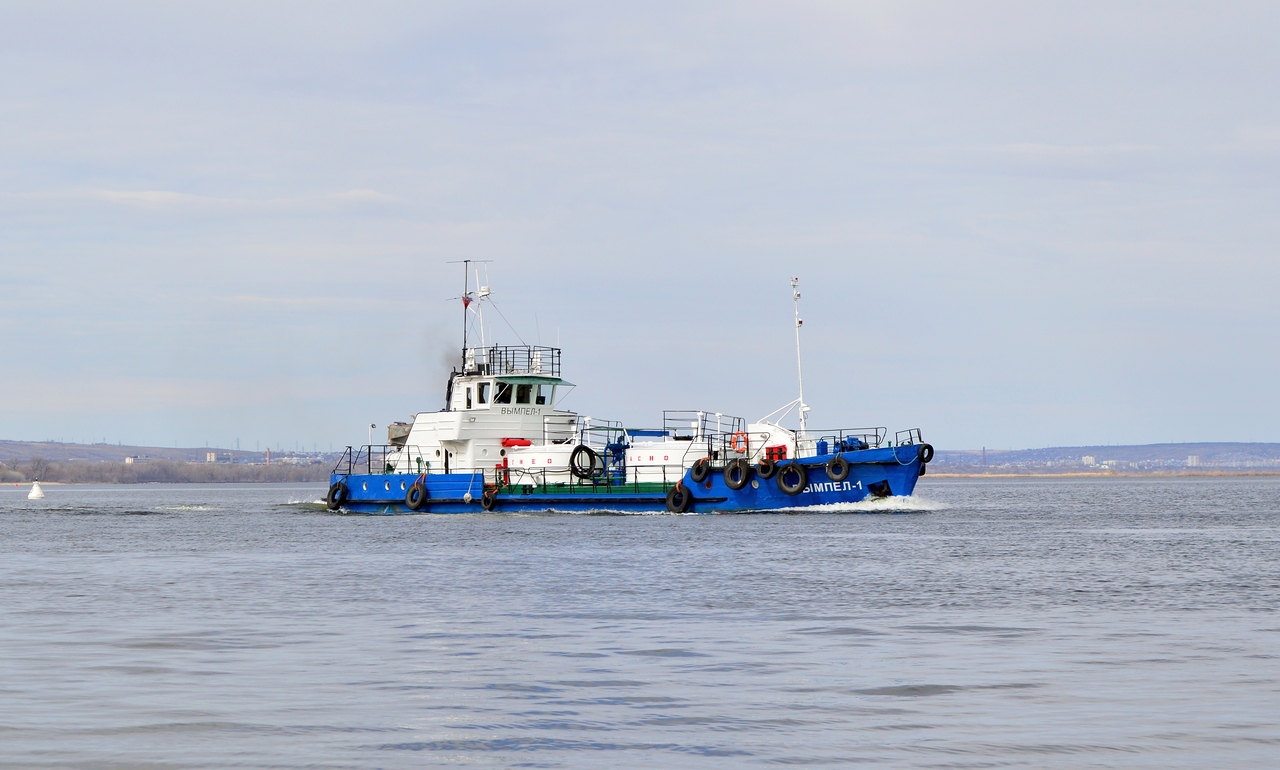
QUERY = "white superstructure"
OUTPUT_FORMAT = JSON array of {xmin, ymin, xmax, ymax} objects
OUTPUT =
[{"xmin": 384, "ymin": 344, "xmax": 585, "ymax": 484}]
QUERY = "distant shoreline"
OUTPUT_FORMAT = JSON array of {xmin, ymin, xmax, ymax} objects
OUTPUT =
[
  {"xmin": 11, "ymin": 471, "xmax": 1280, "ymax": 487},
  {"xmin": 924, "ymin": 471, "xmax": 1280, "ymax": 479},
  {"xmin": 7, "ymin": 480, "xmax": 327, "ymax": 486}
]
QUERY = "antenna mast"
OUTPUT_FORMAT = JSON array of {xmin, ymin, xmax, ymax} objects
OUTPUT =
[
  {"xmin": 792, "ymin": 277, "xmax": 808, "ymax": 436},
  {"xmin": 460, "ymin": 259, "xmax": 470, "ymax": 356},
  {"xmin": 447, "ymin": 259, "xmax": 490, "ymax": 369}
]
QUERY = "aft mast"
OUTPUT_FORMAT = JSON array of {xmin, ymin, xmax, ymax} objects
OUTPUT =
[{"xmin": 792, "ymin": 277, "xmax": 809, "ymax": 436}]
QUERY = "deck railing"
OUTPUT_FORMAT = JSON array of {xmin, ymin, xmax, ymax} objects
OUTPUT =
[
  {"xmin": 331, "ymin": 445, "xmax": 687, "ymax": 494},
  {"xmin": 332, "ymin": 445, "xmax": 439, "ymax": 476},
  {"xmin": 893, "ymin": 428, "xmax": 923, "ymax": 446},
  {"xmin": 690, "ymin": 426, "xmax": 889, "ymax": 468},
  {"xmin": 662, "ymin": 410, "xmax": 746, "ymax": 441},
  {"xmin": 462, "ymin": 345, "xmax": 561, "ymax": 377}
]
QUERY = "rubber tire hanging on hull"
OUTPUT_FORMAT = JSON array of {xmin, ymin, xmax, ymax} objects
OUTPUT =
[
  {"xmin": 756, "ymin": 457, "xmax": 777, "ymax": 479},
  {"xmin": 690, "ymin": 458, "xmax": 711, "ymax": 483},
  {"xmin": 723, "ymin": 458, "xmax": 751, "ymax": 490},
  {"xmin": 776, "ymin": 462, "xmax": 808, "ymax": 496},
  {"xmin": 569, "ymin": 445, "xmax": 598, "ymax": 480},
  {"xmin": 326, "ymin": 482, "xmax": 348, "ymax": 510},
  {"xmin": 405, "ymin": 482, "xmax": 427, "ymax": 511},
  {"xmin": 666, "ymin": 483, "xmax": 692, "ymax": 513},
  {"xmin": 825, "ymin": 455, "xmax": 850, "ymax": 482},
  {"xmin": 481, "ymin": 489, "xmax": 497, "ymax": 511},
  {"xmin": 917, "ymin": 443, "xmax": 935, "ymax": 464}
]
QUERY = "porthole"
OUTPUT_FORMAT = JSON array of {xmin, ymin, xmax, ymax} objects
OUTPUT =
[
  {"xmin": 384, "ymin": 481, "xmax": 390, "ymax": 491},
  {"xmin": 482, "ymin": 448, "xmax": 488, "ymax": 457},
  {"xmin": 751, "ymin": 479, "xmax": 759, "ymax": 489},
  {"xmin": 400, "ymin": 481, "xmax": 406, "ymax": 491},
  {"xmin": 435, "ymin": 450, "xmax": 441, "ymax": 457},
  {"xmin": 362, "ymin": 481, "xmax": 368, "ymax": 491},
  {"xmin": 500, "ymin": 449, "xmax": 506, "ymax": 457}
]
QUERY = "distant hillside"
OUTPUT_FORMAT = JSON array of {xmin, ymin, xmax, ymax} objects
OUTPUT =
[
  {"xmin": 932, "ymin": 442, "xmax": 1280, "ymax": 472},
  {"xmin": 0, "ymin": 439, "xmax": 342, "ymax": 465},
  {"xmin": 0, "ymin": 437, "xmax": 343, "ymax": 480},
  {"xmin": 0, "ymin": 439, "xmax": 261, "ymax": 463},
  {"xmin": 0, "ymin": 440, "xmax": 339, "ymax": 483}
]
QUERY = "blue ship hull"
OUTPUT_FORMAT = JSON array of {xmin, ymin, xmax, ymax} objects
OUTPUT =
[{"xmin": 328, "ymin": 445, "xmax": 925, "ymax": 514}]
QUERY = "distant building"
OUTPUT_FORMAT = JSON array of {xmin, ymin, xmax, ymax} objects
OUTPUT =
[
  {"xmin": 1082, "ymin": 455, "xmax": 1096, "ymax": 466},
  {"xmin": 1187, "ymin": 455, "xmax": 1200, "ymax": 467},
  {"xmin": 206, "ymin": 452, "xmax": 218, "ymax": 463}
]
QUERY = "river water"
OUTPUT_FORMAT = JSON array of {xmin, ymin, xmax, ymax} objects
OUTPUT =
[{"xmin": 1, "ymin": 477, "xmax": 1277, "ymax": 768}]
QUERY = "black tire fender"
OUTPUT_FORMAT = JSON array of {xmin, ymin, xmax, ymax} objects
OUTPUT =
[
  {"xmin": 665, "ymin": 483, "xmax": 692, "ymax": 513},
  {"xmin": 917, "ymin": 443, "xmax": 934, "ymax": 464},
  {"xmin": 723, "ymin": 458, "xmax": 751, "ymax": 490},
  {"xmin": 826, "ymin": 455, "xmax": 850, "ymax": 482},
  {"xmin": 326, "ymin": 482, "xmax": 348, "ymax": 510},
  {"xmin": 569, "ymin": 445, "xmax": 598, "ymax": 480},
  {"xmin": 690, "ymin": 457, "xmax": 711, "ymax": 483},
  {"xmin": 756, "ymin": 457, "xmax": 777, "ymax": 479},
  {"xmin": 481, "ymin": 489, "xmax": 497, "ymax": 511},
  {"xmin": 405, "ymin": 482, "xmax": 427, "ymax": 511},
  {"xmin": 776, "ymin": 461, "xmax": 808, "ymax": 496}
]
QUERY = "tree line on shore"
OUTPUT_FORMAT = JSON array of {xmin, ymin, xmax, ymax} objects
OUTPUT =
[{"xmin": 1, "ymin": 457, "xmax": 330, "ymax": 484}]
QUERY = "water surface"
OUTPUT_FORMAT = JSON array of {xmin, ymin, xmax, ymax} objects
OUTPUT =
[{"xmin": 1, "ymin": 477, "xmax": 1277, "ymax": 767}]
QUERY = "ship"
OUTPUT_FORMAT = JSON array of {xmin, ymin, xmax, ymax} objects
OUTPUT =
[{"xmin": 327, "ymin": 265, "xmax": 932, "ymax": 513}]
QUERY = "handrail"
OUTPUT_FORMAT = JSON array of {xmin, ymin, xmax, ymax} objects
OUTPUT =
[
  {"xmin": 462, "ymin": 345, "xmax": 561, "ymax": 377},
  {"xmin": 894, "ymin": 428, "xmax": 923, "ymax": 447},
  {"xmin": 332, "ymin": 444, "xmax": 689, "ymax": 494},
  {"xmin": 674, "ymin": 426, "xmax": 890, "ymax": 468},
  {"xmin": 662, "ymin": 410, "xmax": 746, "ymax": 441},
  {"xmin": 502, "ymin": 462, "xmax": 687, "ymax": 494},
  {"xmin": 331, "ymin": 445, "xmax": 437, "ymax": 476}
]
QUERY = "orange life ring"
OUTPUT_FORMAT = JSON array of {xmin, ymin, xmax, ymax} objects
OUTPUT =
[{"xmin": 730, "ymin": 431, "xmax": 749, "ymax": 453}]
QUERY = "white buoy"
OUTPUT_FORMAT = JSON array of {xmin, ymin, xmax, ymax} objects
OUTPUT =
[{"xmin": 28, "ymin": 481, "xmax": 45, "ymax": 500}]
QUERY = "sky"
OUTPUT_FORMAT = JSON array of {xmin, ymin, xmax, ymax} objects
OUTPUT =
[{"xmin": 2, "ymin": 1, "xmax": 1278, "ymax": 452}]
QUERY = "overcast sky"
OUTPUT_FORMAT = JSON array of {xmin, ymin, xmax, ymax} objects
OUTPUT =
[{"xmin": 2, "ymin": 1, "xmax": 1278, "ymax": 452}]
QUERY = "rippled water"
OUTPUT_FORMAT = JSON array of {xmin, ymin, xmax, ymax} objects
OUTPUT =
[{"xmin": 2, "ymin": 477, "xmax": 1278, "ymax": 768}]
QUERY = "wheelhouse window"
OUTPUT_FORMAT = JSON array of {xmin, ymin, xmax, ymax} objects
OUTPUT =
[
  {"xmin": 495, "ymin": 382, "xmax": 513, "ymax": 404},
  {"xmin": 477, "ymin": 382, "xmax": 490, "ymax": 404},
  {"xmin": 536, "ymin": 384, "xmax": 552, "ymax": 405},
  {"xmin": 465, "ymin": 387, "xmax": 472, "ymax": 409},
  {"xmin": 516, "ymin": 384, "xmax": 532, "ymax": 404}
]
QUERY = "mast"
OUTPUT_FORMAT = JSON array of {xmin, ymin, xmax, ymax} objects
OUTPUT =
[
  {"xmin": 447, "ymin": 258, "xmax": 491, "ymax": 372},
  {"xmin": 475, "ymin": 268, "xmax": 488, "ymax": 351},
  {"xmin": 792, "ymin": 277, "xmax": 808, "ymax": 436},
  {"xmin": 460, "ymin": 259, "xmax": 470, "ymax": 361}
]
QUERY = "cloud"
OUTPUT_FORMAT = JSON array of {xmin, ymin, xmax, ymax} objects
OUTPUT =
[
  {"xmin": 326, "ymin": 188, "xmax": 401, "ymax": 202},
  {"xmin": 956, "ymin": 143, "xmax": 1159, "ymax": 160},
  {"xmin": 4, "ymin": 188, "xmax": 403, "ymax": 210},
  {"xmin": 1212, "ymin": 124, "xmax": 1280, "ymax": 155},
  {"xmin": 216, "ymin": 294, "xmax": 386, "ymax": 309},
  {"xmin": 930, "ymin": 143, "xmax": 1162, "ymax": 178}
]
